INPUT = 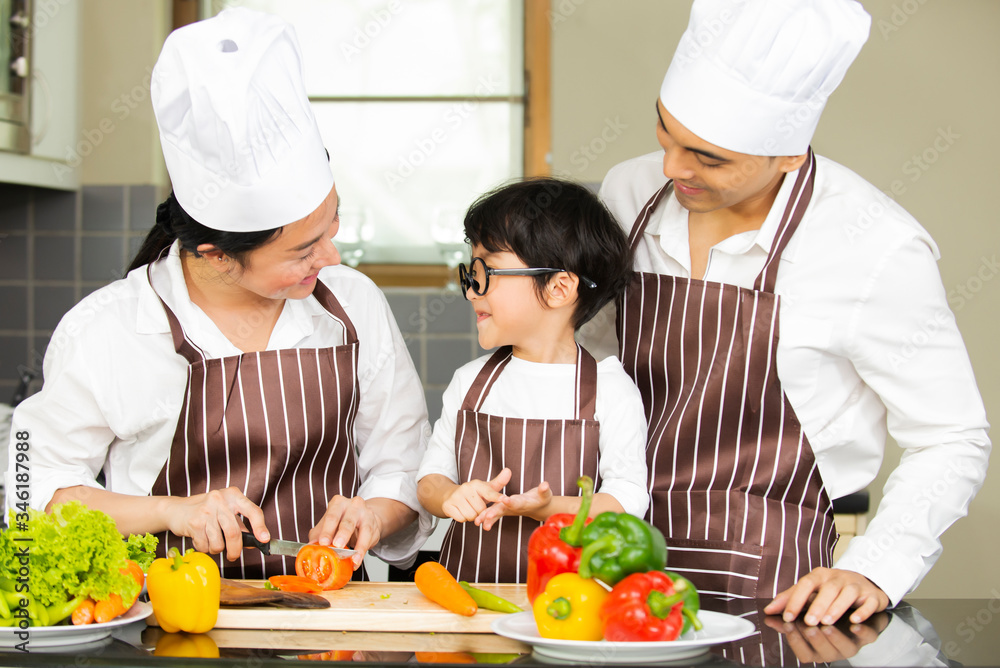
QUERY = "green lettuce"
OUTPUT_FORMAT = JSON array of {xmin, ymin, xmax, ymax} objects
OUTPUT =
[
  {"xmin": 125, "ymin": 532, "xmax": 159, "ymax": 571},
  {"xmin": 0, "ymin": 502, "xmax": 156, "ymax": 609}
]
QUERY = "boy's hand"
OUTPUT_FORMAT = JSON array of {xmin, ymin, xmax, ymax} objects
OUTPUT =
[
  {"xmin": 476, "ymin": 481, "xmax": 553, "ymax": 531},
  {"xmin": 441, "ymin": 468, "xmax": 512, "ymax": 523}
]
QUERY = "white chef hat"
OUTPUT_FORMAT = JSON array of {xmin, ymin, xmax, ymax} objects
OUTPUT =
[
  {"xmin": 151, "ymin": 7, "xmax": 332, "ymax": 232},
  {"xmin": 660, "ymin": 0, "xmax": 871, "ymax": 156}
]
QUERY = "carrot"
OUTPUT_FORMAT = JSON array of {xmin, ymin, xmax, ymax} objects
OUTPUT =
[
  {"xmin": 122, "ymin": 559, "xmax": 145, "ymax": 605},
  {"xmin": 415, "ymin": 651, "xmax": 476, "ymax": 663},
  {"xmin": 414, "ymin": 562, "xmax": 477, "ymax": 617},
  {"xmin": 268, "ymin": 575, "xmax": 325, "ymax": 593},
  {"xmin": 94, "ymin": 593, "xmax": 128, "ymax": 624},
  {"xmin": 71, "ymin": 598, "xmax": 96, "ymax": 625}
]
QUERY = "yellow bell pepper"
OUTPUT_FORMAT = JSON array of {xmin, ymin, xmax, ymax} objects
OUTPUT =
[
  {"xmin": 147, "ymin": 548, "xmax": 220, "ymax": 634},
  {"xmin": 532, "ymin": 572, "xmax": 609, "ymax": 641},
  {"xmin": 154, "ymin": 632, "xmax": 220, "ymax": 658}
]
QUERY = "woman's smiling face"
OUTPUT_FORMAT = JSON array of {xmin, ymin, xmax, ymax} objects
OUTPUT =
[{"xmin": 235, "ymin": 185, "xmax": 342, "ymax": 300}]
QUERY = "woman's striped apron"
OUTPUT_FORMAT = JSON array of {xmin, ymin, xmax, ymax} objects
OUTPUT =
[{"xmin": 149, "ymin": 278, "xmax": 362, "ymax": 579}]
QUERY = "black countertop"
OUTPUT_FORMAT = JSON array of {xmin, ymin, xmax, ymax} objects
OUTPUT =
[{"xmin": 1, "ymin": 597, "xmax": 998, "ymax": 667}]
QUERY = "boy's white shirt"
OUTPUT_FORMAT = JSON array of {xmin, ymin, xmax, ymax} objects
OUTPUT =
[{"xmin": 417, "ymin": 352, "xmax": 650, "ymax": 517}]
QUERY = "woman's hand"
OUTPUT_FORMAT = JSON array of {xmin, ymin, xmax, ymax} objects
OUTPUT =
[
  {"xmin": 309, "ymin": 496, "xmax": 417, "ymax": 569},
  {"xmin": 475, "ymin": 481, "xmax": 553, "ymax": 530},
  {"xmin": 764, "ymin": 567, "xmax": 890, "ymax": 626},
  {"xmin": 165, "ymin": 486, "xmax": 268, "ymax": 562},
  {"xmin": 439, "ymin": 468, "xmax": 512, "ymax": 524}
]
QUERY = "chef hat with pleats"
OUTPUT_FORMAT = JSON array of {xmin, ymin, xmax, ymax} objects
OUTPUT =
[
  {"xmin": 151, "ymin": 7, "xmax": 332, "ymax": 232},
  {"xmin": 660, "ymin": 0, "xmax": 871, "ymax": 156}
]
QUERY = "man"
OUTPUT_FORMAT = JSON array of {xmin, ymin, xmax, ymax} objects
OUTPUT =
[{"xmin": 583, "ymin": 0, "xmax": 990, "ymax": 626}]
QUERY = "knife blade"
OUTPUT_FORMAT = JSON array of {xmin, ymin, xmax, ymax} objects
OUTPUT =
[{"xmin": 241, "ymin": 531, "xmax": 358, "ymax": 559}]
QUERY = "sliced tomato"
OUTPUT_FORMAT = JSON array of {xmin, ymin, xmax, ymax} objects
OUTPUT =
[
  {"xmin": 297, "ymin": 650, "xmax": 356, "ymax": 661},
  {"xmin": 295, "ymin": 544, "xmax": 353, "ymax": 591},
  {"xmin": 267, "ymin": 574, "xmax": 325, "ymax": 593}
]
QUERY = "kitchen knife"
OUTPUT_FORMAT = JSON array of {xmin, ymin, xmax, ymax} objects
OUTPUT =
[{"xmin": 241, "ymin": 531, "xmax": 358, "ymax": 559}]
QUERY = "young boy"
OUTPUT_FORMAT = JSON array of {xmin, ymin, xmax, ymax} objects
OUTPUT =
[{"xmin": 416, "ymin": 178, "xmax": 649, "ymax": 584}]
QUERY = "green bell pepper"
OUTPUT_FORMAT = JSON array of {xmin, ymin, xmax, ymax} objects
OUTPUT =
[
  {"xmin": 572, "ymin": 511, "xmax": 667, "ymax": 586},
  {"xmin": 666, "ymin": 571, "xmax": 703, "ymax": 633}
]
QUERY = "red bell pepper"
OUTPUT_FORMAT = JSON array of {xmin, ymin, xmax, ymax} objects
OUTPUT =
[
  {"xmin": 526, "ymin": 476, "xmax": 594, "ymax": 603},
  {"xmin": 600, "ymin": 571, "xmax": 685, "ymax": 642}
]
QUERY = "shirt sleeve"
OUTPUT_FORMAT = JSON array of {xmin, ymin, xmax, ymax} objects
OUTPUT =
[
  {"xmin": 833, "ymin": 236, "xmax": 991, "ymax": 605},
  {"xmin": 350, "ymin": 287, "xmax": 436, "ymax": 566},
  {"xmin": 593, "ymin": 359, "xmax": 650, "ymax": 517},
  {"xmin": 6, "ymin": 315, "xmax": 113, "ymax": 512},
  {"xmin": 417, "ymin": 369, "xmax": 466, "ymax": 484}
]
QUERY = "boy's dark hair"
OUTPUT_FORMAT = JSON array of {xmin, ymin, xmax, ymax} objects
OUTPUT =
[{"xmin": 463, "ymin": 177, "xmax": 633, "ymax": 330}]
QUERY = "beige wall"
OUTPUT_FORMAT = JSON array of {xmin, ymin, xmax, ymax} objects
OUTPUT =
[
  {"xmin": 79, "ymin": 0, "xmax": 171, "ymax": 186},
  {"xmin": 553, "ymin": 1, "xmax": 999, "ymax": 599}
]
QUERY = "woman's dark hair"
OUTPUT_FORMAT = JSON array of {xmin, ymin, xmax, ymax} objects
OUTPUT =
[
  {"xmin": 463, "ymin": 177, "xmax": 633, "ymax": 330},
  {"xmin": 125, "ymin": 192, "xmax": 281, "ymax": 275}
]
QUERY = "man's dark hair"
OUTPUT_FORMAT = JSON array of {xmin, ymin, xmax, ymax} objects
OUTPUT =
[{"xmin": 464, "ymin": 177, "xmax": 633, "ymax": 330}]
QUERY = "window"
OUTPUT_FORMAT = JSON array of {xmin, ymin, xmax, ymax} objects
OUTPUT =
[{"xmin": 196, "ymin": 0, "xmax": 547, "ymax": 280}]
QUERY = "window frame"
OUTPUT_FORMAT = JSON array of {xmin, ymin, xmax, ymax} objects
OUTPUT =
[{"xmin": 173, "ymin": 0, "xmax": 551, "ymax": 287}]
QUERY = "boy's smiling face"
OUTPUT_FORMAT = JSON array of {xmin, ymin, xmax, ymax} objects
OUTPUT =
[{"xmin": 467, "ymin": 246, "xmax": 551, "ymax": 355}]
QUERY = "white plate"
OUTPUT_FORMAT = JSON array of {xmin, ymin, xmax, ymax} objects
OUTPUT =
[
  {"xmin": 0, "ymin": 601, "xmax": 152, "ymax": 649},
  {"xmin": 492, "ymin": 610, "xmax": 755, "ymax": 664}
]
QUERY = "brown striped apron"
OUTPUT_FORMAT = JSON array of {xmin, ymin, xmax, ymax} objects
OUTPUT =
[
  {"xmin": 617, "ymin": 150, "xmax": 837, "ymax": 599},
  {"xmin": 439, "ymin": 345, "xmax": 601, "ymax": 583},
  {"xmin": 148, "ymin": 276, "xmax": 362, "ymax": 579}
]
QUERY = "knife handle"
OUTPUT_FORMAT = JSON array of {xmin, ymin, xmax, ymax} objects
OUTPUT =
[{"xmin": 241, "ymin": 531, "xmax": 271, "ymax": 555}]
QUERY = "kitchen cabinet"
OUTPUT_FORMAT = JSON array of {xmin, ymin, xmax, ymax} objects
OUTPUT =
[{"xmin": 0, "ymin": 0, "xmax": 79, "ymax": 190}]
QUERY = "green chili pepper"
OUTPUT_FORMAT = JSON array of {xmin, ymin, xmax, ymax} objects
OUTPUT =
[
  {"xmin": 45, "ymin": 597, "xmax": 83, "ymax": 627},
  {"xmin": 470, "ymin": 653, "xmax": 525, "ymax": 663},
  {"xmin": 1, "ymin": 591, "xmax": 23, "ymax": 610},
  {"xmin": 27, "ymin": 596, "xmax": 49, "ymax": 627},
  {"xmin": 458, "ymin": 582, "xmax": 523, "ymax": 613},
  {"xmin": 573, "ymin": 511, "xmax": 667, "ymax": 586},
  {"xmin": 666, "ymin": 571, "xmax": 703, "ymax": 633}
]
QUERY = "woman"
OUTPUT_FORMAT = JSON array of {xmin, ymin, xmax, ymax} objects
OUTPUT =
[{"xmin": 7, "ymin": 8, "xmax": 432, "ymax": 578}]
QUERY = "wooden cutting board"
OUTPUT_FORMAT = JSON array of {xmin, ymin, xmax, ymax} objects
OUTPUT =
[{"xmin": 149, "ymin": 581, "xmax": 530, "ymax": 634}]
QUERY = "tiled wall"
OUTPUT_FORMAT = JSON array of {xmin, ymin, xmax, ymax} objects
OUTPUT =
[
  {"xmin": 0, "ymin": 183, "xmax": 162, "ymax": 401},
  {"xmin": 0, "ymin": 182, "xmax": 483, "ymax": 415}
]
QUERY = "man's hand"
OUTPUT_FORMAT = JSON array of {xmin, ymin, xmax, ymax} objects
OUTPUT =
[
  {"xmin": 764, "ymin": 567, "xmax": 890, "ymax": 626},
  {"xmin": 763, "ymin": 611, "xmax": 890, "ymax": 662}
]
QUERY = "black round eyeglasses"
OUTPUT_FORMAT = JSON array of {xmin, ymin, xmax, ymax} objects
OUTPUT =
[{"xmin": 458, "ymin": 257, "xmax": 597, "ymax": 299}]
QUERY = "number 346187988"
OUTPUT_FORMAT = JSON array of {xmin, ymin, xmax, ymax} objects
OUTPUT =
[{"xmin": 12, "ymin": 430, "xmax": 30, "ymax": 517}]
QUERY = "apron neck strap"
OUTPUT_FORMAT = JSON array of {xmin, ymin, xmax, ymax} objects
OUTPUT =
[
  {"xmin": 627, "ymin": 181, "xmax": 674, "ymax": 252},
  {"xmin": 626, "ymin": 149, "xmax": 818, "ymax": 295},
  {"xmin": 460, "ymin": 344, "xmax": 598, "ymax": 421},
  {"xmin": 754, "ymin": 148, "xmax": 817, "ymax": 293},
  {"xmin": 574, "ymin": 344, "xmax": 598, "ymax": 421},
  {"xmin": 462, "ymin": 347, "xmax": 515, "ymax": 413},
  {"xmin": 146, "ymin": 253, "xmax": 207, "ymax": 364},
  {"xmin": 311, "ymin": 280, "xmax": 359, "ymax": 345},
  {"xmin": 147, "ymin": 255, "xmax": 359, "ymax": 362}
]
